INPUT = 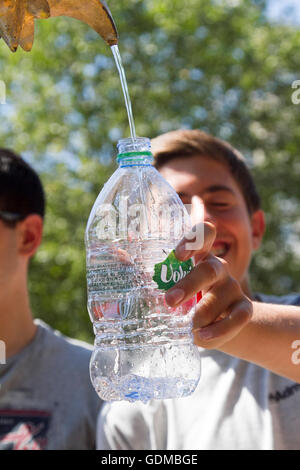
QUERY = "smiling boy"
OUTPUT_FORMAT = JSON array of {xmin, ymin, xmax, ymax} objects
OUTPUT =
[{"xmin": 97, "ymin": 129, "xmax": 300, "ymax": 450}]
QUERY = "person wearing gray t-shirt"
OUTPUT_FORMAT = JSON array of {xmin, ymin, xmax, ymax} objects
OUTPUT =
[{"xmin": 0, "ymin": 149, "xmax": 101, "ymax": 450}]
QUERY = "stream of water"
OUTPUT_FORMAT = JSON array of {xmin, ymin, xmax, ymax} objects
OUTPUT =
[{"xmin": 111, "ymin": 44, "xmax": 137, "ymax": 143}]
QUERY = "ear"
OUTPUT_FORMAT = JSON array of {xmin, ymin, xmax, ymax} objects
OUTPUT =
[
  {"xmin": 251, "ymin": 209, "xmax": 265, "ymax": 251},
  {"xmin": 17, "ymin": 215, "xmax": 43, "ymax": 258}
]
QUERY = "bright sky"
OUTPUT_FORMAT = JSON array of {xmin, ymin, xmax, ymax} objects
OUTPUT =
[{"xmin": 266, "ymin": 0, "xmax": 300, "ymax": 25}]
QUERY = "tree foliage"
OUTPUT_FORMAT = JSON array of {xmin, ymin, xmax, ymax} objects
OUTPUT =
[{"xmin": 0, "ymin": 0, "xmax": 299, "ymax": 341}]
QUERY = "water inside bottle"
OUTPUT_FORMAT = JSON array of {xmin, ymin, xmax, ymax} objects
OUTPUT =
[
  {"xmin": 111, "ymin": 44, "xmax": 137, "ymax": 142},
  {"xmin": 87, "ymin": 238, "xmax": 200, "ymax": 402}
]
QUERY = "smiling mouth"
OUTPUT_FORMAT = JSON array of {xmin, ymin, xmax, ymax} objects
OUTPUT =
[{"xmin": 211, "ymin": 242, "xmax": 230, "ymax": 258}]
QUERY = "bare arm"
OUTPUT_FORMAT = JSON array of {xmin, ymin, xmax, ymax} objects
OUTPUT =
[
  {"xmin": 217, "ymin": 302, "xmax": 300, "ymax": 383},
  {"xmin": 165, "ymin": 222, "xmax": 300, "ymax": 383}
]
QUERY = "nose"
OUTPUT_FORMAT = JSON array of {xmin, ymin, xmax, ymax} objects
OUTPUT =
[{"xmin": 190, "ymin": 196, "xmax": 216, "ymax": 226}]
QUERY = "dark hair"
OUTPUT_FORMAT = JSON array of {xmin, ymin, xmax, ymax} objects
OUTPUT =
[
  {"xmin": 0, "ymin": 148, "xmax": 45, "ymax": 226},
  {"xmin": 152, "ymin": 129, "xmax": 261, "ymax": 215}
]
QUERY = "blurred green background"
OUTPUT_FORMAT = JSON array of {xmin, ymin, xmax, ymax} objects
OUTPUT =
[{"xmin": 0, "ymin": 0, "xmax": 299, "ymax": 342}]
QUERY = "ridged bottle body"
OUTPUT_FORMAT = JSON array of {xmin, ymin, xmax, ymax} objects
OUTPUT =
[{"xmin": 85, "ymin": 138, "xmax": 201, "ymax": 402}]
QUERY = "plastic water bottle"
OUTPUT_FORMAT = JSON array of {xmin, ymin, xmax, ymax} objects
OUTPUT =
[{"xmin": 85, "ymin": 137, "xmax": 201, "ymax": 402}]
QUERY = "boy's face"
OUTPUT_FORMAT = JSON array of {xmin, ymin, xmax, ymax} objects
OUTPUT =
[{"xmin": 159, "ymin": 155, "xmax": 265, "ymax": 286}]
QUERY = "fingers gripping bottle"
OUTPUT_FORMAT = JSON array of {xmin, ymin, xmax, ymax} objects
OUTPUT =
[{"xmin": 85, "ymin": 137, "xmax": 201, "ymax": 402}]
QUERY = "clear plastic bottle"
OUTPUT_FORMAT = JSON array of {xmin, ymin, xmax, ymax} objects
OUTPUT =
[{"xmin": 85, "ymin": 137, "xmax": 201, "ymax": 403}]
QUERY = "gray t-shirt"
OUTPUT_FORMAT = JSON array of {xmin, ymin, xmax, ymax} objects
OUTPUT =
[
  {"xmin": 0, "ymin": 320, "xmax": 102, "ymax": 450},
  {"xmin": 97, "ymin": 293, "xmax": 300, "ymax": 450}
]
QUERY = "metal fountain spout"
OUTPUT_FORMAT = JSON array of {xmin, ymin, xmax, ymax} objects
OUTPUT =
[{"xmin": 0, "ymin": 0, "xmax": 118, "ymax": 52}]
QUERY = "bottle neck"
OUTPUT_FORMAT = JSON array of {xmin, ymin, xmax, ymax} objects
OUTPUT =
[
  {"xmin": 117, "ymin": 151, "xmax": 154, "ymax": 167},
  {"xmin": 117, "ymin": 137, "xmax": 154, "ymax": 167}
]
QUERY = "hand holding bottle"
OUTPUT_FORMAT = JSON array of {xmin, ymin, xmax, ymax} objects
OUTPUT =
[{"xmin": 165, "ymin": 222, "xmax": 253, "ymax": 349}]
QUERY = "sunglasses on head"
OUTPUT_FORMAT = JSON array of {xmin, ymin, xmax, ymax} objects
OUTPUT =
[{"xmin": 0, "ymin": 211, "xmax": 24, "ymax": 223}]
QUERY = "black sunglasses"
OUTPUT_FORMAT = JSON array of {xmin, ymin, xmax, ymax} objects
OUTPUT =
[{"xmin": 0, "ymin": 211, "xmax": 24, "ymax": 223}]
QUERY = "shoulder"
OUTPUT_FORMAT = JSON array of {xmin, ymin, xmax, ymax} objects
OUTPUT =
[
  {"xmin": 33, "ymin": 319, "xmax": 101, "ymax": 407},
  {"xmin": 32, "ymin": 320, "xmax": 102, "ymax": 448},
  {"xmin": 255, "ymin": 293, "xmax": 300, "ymax": 306},
  {"xmin": 33, "ymin": 319, "xmax": 93, "ymax": 369}
]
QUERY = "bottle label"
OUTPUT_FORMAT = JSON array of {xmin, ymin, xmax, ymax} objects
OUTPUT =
[{"xmin": 152, "ymin": 250, "xmax": 193, "ymax": 291}]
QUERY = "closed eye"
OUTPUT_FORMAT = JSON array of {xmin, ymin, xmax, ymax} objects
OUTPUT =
[
  {"xmin": 210, "ymin": 202, "xmax": 229, "ymax": 206},
  {"xmin": 208, "ymin": 202, "xmax": 232, "ymax": 209}
]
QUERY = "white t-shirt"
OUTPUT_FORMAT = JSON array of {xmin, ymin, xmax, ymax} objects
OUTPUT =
[{"xmin": 97, "ymin": 293, "xmax": 300, "ymax": 450}]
